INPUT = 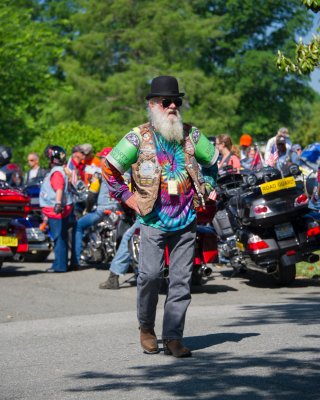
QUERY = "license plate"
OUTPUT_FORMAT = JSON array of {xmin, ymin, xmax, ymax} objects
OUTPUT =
[
  {"xmin": 260, "ymin": 176, "xmax": 296, "ymax": 195},
  {"xmin": 0, "ymin": 236, "xmax": 18, "ymax": 246},
  {"xmin": 274, "ymin": 222, "xmax": 295, "ymax": 240}
]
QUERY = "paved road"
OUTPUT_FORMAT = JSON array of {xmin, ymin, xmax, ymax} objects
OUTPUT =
[{"xmin": 1, "ymin": 259, "xmax": 320, "ymax": 400}]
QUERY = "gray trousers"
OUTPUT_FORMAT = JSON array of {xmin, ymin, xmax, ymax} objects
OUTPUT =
[{"xmin": 137, "ymin": 219, "xmax": 196, "ymax": 340}]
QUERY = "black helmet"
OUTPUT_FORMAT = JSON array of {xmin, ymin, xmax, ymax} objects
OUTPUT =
[
  {"xmin": 0, "ymin": 145, "xmax": 12, "ymax": 166},
  {"xmin": 45, "ymin": 145, "xmax": 66, "ymax": 166}
]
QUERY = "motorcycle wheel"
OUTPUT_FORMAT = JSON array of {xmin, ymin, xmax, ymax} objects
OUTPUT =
[
  {"xmin": 273, "ymin": 262, "xmax": 296, "ymax": 286},
  {"xmin": 25, "ymin": 251, "xmax": 51, "ymax": 263}
]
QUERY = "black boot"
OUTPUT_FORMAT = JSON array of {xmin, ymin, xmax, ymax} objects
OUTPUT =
[{"xmin": 99, "ymin": 271, "xmax": 120, "ymax": 290}]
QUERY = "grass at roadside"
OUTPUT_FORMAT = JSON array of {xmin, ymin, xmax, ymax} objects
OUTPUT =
[{"xmin": 296, "ymin": 251, "xmax": 320, "ymax": 279}]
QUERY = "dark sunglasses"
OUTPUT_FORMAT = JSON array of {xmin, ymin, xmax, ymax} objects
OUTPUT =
[{"xmin": 161, "ymin": 98, "xmax": 183, "ymax": 108}]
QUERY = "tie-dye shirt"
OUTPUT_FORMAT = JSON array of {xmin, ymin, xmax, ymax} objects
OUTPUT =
[
  {"xmin": 103, "ymin": 125, "xmax": 218, "ymax": 232},
  {"xmin": 140, "ymin": 132, "xmax": 196, "ymax": 231}
]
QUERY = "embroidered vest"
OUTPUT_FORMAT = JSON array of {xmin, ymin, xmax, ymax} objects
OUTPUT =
[{"xmin": 131, "ymin": 123, "xmax": 206, "ymax": 216}]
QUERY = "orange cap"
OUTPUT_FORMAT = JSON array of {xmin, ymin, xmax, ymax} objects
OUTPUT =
[{"xmin": 239, "ymin": 134, "xmax": 252, "ymax": 147}]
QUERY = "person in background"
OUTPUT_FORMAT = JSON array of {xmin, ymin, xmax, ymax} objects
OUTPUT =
[
  {"xmin": 81, "ymin": 143, "xmax": 101, "ymax": 185},
  {"xmin": 65, "ymin": 145, "xmax": 86, "ymax": 187},
  {"xmin": 240, "ymin": 145, "xmax": 263, "ymax": 171},
  {"xmin": 24, "ymin": 152, "xmax": 47, "ymax": 185},
  {"xmin": 239, "ymin": 134, "xmax": 253, "ymax": 159},
  {"xmin": 103, "ymin": 75, "xmax": 218, "ymax": 358},
  {"xmin": 71, "ymin": 147, "xmax": 119, "ymax": 270},
  {"xmin": 0, "ymin": 145, "xmax": 23, "ymax": 187},
  {"xmin": 216, "ymin": 134, "xmax": 241, "ymax": 172},
  {"xmin": 269, "ymin": 135, "xmax": 290, "ymax": 173},
  {"xmin": 264, "ymin": 127, "xmax": 292, "ymax": 164},
  {"xmin": 39, "ymin": 146, "xmax": 73, "ymax": 273},
  {"xmin": 290, "ymin": 144, "xmax": 303, "ymax": 164},
  {"xmin": 99, "ymin": 219, "xmax": 141, "ymax": 289}
]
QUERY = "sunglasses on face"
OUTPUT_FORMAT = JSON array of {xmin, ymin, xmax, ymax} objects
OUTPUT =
[
  {"xmin": 161, "ymin": 98, "xmax": 183, "ymax": 108},
  {"xmin": 28, "ymin": 159, "xmax": 36, "ymax": 162}
]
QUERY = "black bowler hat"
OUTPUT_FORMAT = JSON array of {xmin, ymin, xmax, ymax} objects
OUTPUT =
[{"xmin": 145, "ymin": 75, "xmax": 184, "ymax": 100}]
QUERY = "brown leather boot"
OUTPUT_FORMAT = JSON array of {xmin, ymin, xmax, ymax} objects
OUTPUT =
[
  {"xmin": 163, "ymin": 339, "xmax": 192, "ymax": 358},
  {"xmin": 140, "ymin": 327, "xmax": 159, "ymax": 354}
]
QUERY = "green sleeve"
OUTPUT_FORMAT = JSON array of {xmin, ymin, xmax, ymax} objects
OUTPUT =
[
  {"xmin": 191, "ymin": 128, "xmax": 219, "ymax": 167},
  {"xmin": 106, "ymin": 129, "xmax": 141, "ymax": 173}
]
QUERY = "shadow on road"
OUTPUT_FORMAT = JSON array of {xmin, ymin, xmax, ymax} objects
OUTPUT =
[
  {"xmin": 0, "ymin": 264, "xmax": 46, "ymax": 277},
  {"xmin": 184, "ymin": 332, "xmax": 260, "ymax": 350},
  {"xmin": 65, "ymin": 345, "xmax": 320, "ymax": 399}
]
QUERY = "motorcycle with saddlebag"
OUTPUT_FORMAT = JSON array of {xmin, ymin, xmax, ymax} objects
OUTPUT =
[{"xmin": 213, "ymin": 165, "xmax": 320, "ymax": 285}]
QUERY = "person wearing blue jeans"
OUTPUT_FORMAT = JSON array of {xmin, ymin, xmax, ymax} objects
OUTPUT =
[
  {"xmin": 99, "ymin": 219, "xmax": 140, "ymax": 289},
  {"xmin": 71, "ymin": 147, "xmax": 118, "ymax": 269},
  {"xmin": 73, "ymin": 209, "xmax": 105, "ymax": 266}
]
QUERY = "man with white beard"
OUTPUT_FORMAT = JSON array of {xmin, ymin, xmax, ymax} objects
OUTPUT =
[{"xmin": 103, "ymin": 75, "xmax": 218, "ymax": 358}]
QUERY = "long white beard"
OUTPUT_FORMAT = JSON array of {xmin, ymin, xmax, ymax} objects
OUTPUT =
[{"xmin": 148, "ymin": 105, "xmax": 184, "ymax": 143}]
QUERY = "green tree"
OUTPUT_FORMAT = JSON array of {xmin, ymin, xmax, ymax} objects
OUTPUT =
[
  {"xmin": 42, "ymin": 0, "xmax": 314, "ymax": 143},
  {"xmin": 277, "ymin": 1, "xmax": 320, "ymax": 74},
  {"xmin": 0, "ymin": 1, "xmax": 65, "ymax": 157},
  {"xmin": 23, "ymin": 121, "xmax": 118, "ymax": 169}
]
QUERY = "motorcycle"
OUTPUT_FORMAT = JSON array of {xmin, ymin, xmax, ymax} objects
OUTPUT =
[
  {"xmin": 0, "ymin": 180, "xmax": 29, "ymax": 268},
  {"xmin": 129, "ymin": 203, "xmax": 219, "ymax": 286},
  {"xmin": 80, "ymin": 205, "xmax": 134, "ymax": 267},
  {"xmin": 213, "ymin": 164, "xmax": 320, "ymax": 285},
  {"xmin": 19, "ymin": 178, "xmax": 53, "ymax": 262}
]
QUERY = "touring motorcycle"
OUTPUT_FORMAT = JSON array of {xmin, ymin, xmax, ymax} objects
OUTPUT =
[{"xmin": 213, "ymin": 164, "xmax": 320, "ymax": 285}]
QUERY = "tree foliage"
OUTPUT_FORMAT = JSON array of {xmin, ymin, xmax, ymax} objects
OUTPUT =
[
  {"xmin": 277, "ymin": 0, "xmax": 320, "ymax": 74},
  {"xmin": 23, "ymin": 121, "xmax": 118, "ymax": 168},
  {"xmin": 0, "ymin": 1, "xmax": 65, "ymax": 154},
  {"xmin": 41, "ymin": 0, "xmax": 314, "ymax": 143}
]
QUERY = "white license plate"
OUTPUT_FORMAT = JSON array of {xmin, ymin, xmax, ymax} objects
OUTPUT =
[{"xmin": 275, "ymin": 222, "xmax": 295, "ymax": 240}]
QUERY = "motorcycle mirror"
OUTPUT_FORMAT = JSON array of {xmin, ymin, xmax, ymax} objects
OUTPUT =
[
  {"xmin": 289, "ymin": 163, "xmax": 300, "ymax": 176},
  {"xmin": 247, "ymin": 174, "xmax": 257, "ymax": 186}
]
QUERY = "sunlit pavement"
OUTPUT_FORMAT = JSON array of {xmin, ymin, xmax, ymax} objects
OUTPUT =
[{"xmin": 1, "ymin": 260, "xmax": 320, "ymax": 400}]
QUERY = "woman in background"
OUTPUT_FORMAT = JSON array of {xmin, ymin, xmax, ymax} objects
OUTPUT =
[{"xmin": 216, "ymin": 134, "xmax": 241, "ymax": 172}]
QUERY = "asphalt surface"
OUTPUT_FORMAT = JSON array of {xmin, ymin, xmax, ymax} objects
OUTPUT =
[{"xmin": 1, "ymin": 257, "xmax": 320, "ymax": 400}]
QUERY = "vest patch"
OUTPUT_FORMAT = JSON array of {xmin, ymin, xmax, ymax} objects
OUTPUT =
[
  {"xmin": 125, "ymin": 132, "xmax": 140, "ymax": 148},
  {"xmin": 192, "ymin": 129, "xmax": 201, "ymax": 144}
]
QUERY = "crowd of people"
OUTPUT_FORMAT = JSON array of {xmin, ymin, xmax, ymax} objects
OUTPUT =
[{"xmin": 0, "ymin": 75, "xmax": 319, "ymax": 359}]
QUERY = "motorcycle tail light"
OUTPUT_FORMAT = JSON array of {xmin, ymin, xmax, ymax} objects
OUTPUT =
[
  {"xmin": 115, "ymin": 210, "xmax": 124, "ymax": 215},
  {"xmin": 17, "ymin": 243, "xmax": 28, "ymax": 253},
  {"xmin": 286, "ymin": 250, "xmax": 296, "ymax": 256},
  {"xmin": 307, "ymin": 225, "xmax": 320, "ymax": 237},
  {"xmin": 247, "ymin": 235, "xmax": 269, "ymax": 251},
  {"xmin": 15, "ymin": 226, "xmax": 28, "ymax": 253},
  {"xmin": 254, "ymin": 205, "xmax": 270, "ymax": 214},
  {"xmin": 294, "ymin": 194, "xmax": 308, "ymax": 207},
  {"xmin": 104, "ymin": 210, "xmax": 112, "ymax": 215},
  {"xmin": 0, "ymin": 228, "xmax": 8, "ymax": 235},
  {"xmin": 23, "ymin": 205, "xmax": 32, "ymax": 214}
]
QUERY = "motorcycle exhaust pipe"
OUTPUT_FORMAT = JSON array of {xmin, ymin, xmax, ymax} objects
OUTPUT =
[
  {"xmin": 195, "ymin": 265, "xmax": 213, "ymax": 277},
  {"xmin": 13, "ymin": 254, "xmax": 25, "ymax": 262},
  {"xmin": 201, "ymin": 266, "xmax": 213, "ymax": 277}
]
